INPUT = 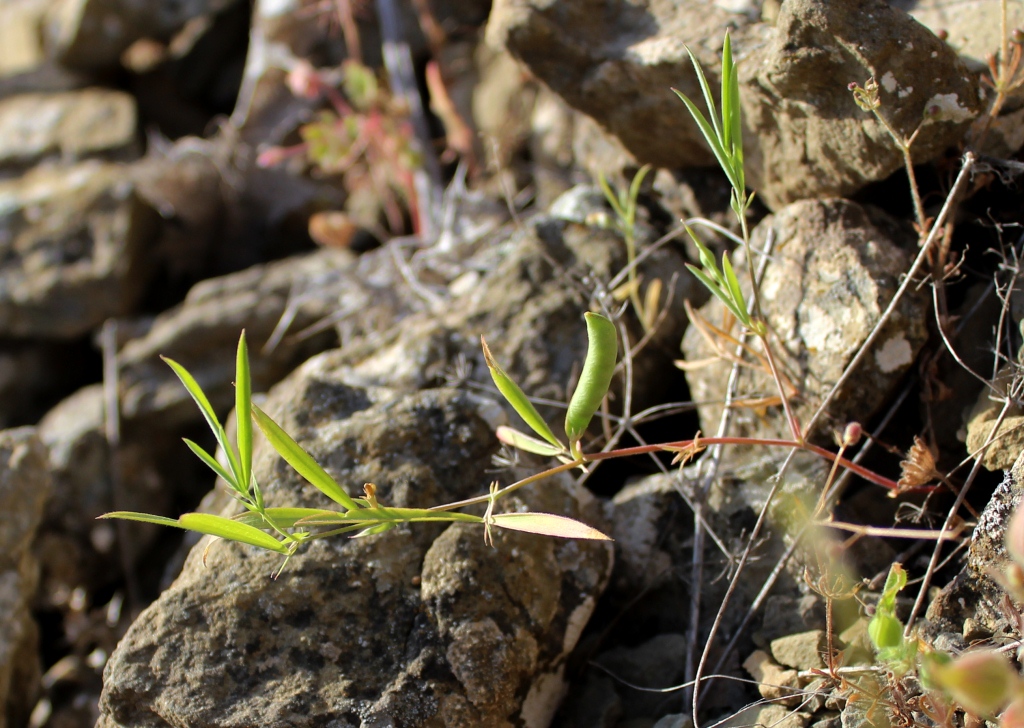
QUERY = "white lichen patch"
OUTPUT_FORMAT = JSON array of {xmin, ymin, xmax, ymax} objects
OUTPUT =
[
  {"xmin": 898, "ymin": 86, "xmax": 913, "ymax": 98},
  {"xmin": 926, "ymin": 93, "xmax": 973, "ymax": 123},
  {"xmin": 563, "ymin": 596, "xmax": 596, "ymax": 653},
  {"xmin": 881, "ymin": 71, "xmax": 898, "ymax": 93},
  {"xmin": 626, "ymin": 36, "xmax": 688, "ymax": 64},
  {"xmin": 875, "ymin": 336, "xmax": 913, "ymax": 373},
  {"xmin": 521, "ymin": 666, "xmax": 567, "ymax": 728}
]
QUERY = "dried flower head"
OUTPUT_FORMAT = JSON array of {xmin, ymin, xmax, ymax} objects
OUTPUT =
[{"xmin": 897, "ymin": 436, "xmax": 940, "ymax": 492}]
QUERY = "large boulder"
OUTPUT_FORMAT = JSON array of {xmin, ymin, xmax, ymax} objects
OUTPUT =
[
  {"xmin": 487, "ymin": 0, "xmax": 981, "ymax": 209},
  {"xmin": 97, "ymin": 373, "xmax": 613, "ymax": 727}
]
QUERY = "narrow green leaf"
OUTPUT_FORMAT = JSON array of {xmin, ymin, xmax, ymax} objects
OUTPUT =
[
  {"xmin": 686, "ymin": 227, "xmax": 725, "ymax": 285},
  {"xmin": 178, "ymin": 513, "xmax": 290, "ymax": 553},
  {"xmin": 687, "ymin": 264, "xmax": 749, "ymax": 325},
  {"xmin": 183, "ymin": 439, "xmax": 238, "ymax": 490},
  {"xmin": 99, "ymin": 511, "xmax": 184, "ymax": 527},
  {"xmin": 496, "ymin": 426, "xmax": 569, "ymax": 458},
  {"xmin": 597, "ymin": 173, "xmax": 626, "ymax": 221},
  {"xmin": 728, "ymin": 63, "xmax": 743, "ymax": 187},
  {"xmin": 625, "ymin": 164, "xmax": 652, "ymax": 228},
  {"xmin": 163, "ymin": 355, "xmax": 245, "ymax": 488},
  {"xmin": 673, "ymin": 90, "xmax": 740, "ymax": 193},
  {"xmin": 352, "ymin": 522, "xmax": 396, "ymax": 538},
  {"xmin": 251, "ymin": 403, "xmax": 360, "ymax": 510},
  {"xmin": 686, "ymin": 46, "xmax": 722, "ymax": 144},
  {"xmin": 490, "ymin": 512, "xmax": 613, "ymax": 540},
  {"xmin": 721, "ymin": 253, "xmax": 751, "ymax": 325},
  {"xmin": 481, "ymin": 337, "xmax": 564, "ymax": 450},
  {"xmin": 565, "ymin": 312, "xmax": 618, "ymax": 450},
  {"xmin": 100, "ymin": 510, "xmax": 290, "ymax": 554},
  {"xmin": 721, "ymin": 32, "xmax": 734, "ymax": 154},
  {"xmin": 235, "ymin": 332, "xmax": 253, "ymax": 493}
]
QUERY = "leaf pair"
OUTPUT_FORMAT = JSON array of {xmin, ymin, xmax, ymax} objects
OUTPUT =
[
  {"xmin": 483, "ymin": 312, "xmax": 618, "ymax": 461},
  {"xmin": 684, "ymin": 226, "xmax": 758, "ymax": 334}
]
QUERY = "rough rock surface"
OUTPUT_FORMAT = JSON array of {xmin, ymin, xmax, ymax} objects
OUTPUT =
[
  {"xmin": 117, "ymin": 247, "xmax": 358, "ymax": 425},
  {"xmin": 681, "ymin": 198, "xmax": 928, "ymax": 442},
  {"xmin": 742, "ymin": 0, "xmax": 980, "ymax": 208},
  {"xmin": 488, "ymin": 0, "xmax": 980, "ymax": 209},
  {"xmin": 0, "ymin": 89, "xmax": 138, "ymax": 170},
  {"xmin": 0, "ymin": 428, "xmax": 51, "ymax": 728},
  {"xmin": 925, "ymin": 453, "xmax": 1024, "ymax": 640},
  {"xmin": 36, "ymin": 385, "xmax": 172, "ymax": 601},
  {"xmin": 964, "ymin": 362, "xmax": 1024, "ymax": 471},
  {"xmin": 97, "ymin": 368, "xmax": 613, "ymax": 728},
  {"xmin": 486, "ymin": 0, "xmax": 757, "ymax": 171},
  {"xmin": 0, "ymin": 160, "xmax": 158, "ymax": 338},
  {"xmin": 311, "ymin": 187, "xmax": 698, "ymax": 432}
]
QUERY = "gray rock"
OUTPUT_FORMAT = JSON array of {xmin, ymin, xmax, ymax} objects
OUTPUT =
[
  {"xmin": 44, "ymin": 0, "xmax": 243, "ymax": 70},
  {"xmin": 0, "ymin": 0, "xmax": 50, "ymax": 77},
  {"xmin": 0, "ymin": 160, "xmax": 159, "ymax": 338},
  {"xmin": 0, "ymin": 89, "xmax": 138, "ymax": 171},
  {"xmin": 36, "ymin": 385, "xmax": 172, "ymax": 602},
  {"xmin": 925, "ymin": 462, "xmax": 1021, "ymax": 639},
  {"xmin": 0, "ymin": 427, "xmax": 51, "ymax": 728},
  {"xmin": 742, "ymin": 0, "xmax": 981, "ymax": 208},
  {"xmin": 486, "ymin": 0, "xmax": 756, "ymax": 172},
  {"xmin": 964, "ymin": 362, "xmax": 1024, "ymax": 470},
  {"xmin": 98, "ymin": 375, "xmax": 613, "ymax": 727},
  {"xmin": 593, "ymin": 633, "xmax": 688, "ymax": 719},
  {"xmin": 898, "ymin": 0, "xmax": 1023, "ymax": 72},
  {"xmin": 681, "ymin": 198, "xmax": 927, "ymax": 443},
  {"xmin": 487, "ymin": 0, "xmax": 980, "ymax": 210},
  {"xmin": 117, "ymin": 247, "xmax": 360, "ymax": 426},
  {"xmin": 769, "ymin": 630, "xmax": 826, "ymax": 671}
]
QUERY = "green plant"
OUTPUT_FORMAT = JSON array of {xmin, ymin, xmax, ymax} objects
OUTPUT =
[
  {"xmin": 257, "ymin": 60, "xmax": 422, "ymax": 235},
  {"xmin": 598, "ymin": 165, "xmax": 662, "ymax": 332},
  {"xmin": 101, "ymin": 329, "xmax": 615, "ymax": 576}
]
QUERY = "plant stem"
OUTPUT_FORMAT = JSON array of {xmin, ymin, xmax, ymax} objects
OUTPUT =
[
  {"xmin": 871, "ymin": 110, "xmax": 927, "ymax": 234},
  {"xmin": 584, "ymin": 436, "xmax": 901, "ymax": 491},
  {"xmin": 427, "ymin": 459, "xmax": 585, "ymax": 512}
]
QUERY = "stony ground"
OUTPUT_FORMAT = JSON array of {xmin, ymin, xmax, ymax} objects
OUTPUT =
[{"xmin": 1, "ymin": 1, "xmax": 1024, "ymax": 727}]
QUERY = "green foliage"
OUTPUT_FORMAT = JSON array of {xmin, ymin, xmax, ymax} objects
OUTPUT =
[
  {"xmin": 565, "ymin": 312, "xmax": 619, "ymax": 458},
  {"xmin": 673, "ymin": 32, "xmax": 752, "ymax": 220},
  {"xmin": 482, "ymin": 337, "xmax": 564, "ymax": 452},
  {"xmin": 683, "ymin": 226, "xmax": 758, "ymax": 334},
  {"xmin": 102, "ymin": 328, "xmax": 615, "ymax": 574},
  {"xmin": 484, "ymin": 311, "xmax": 619, "ymax": 461},
  {"xmin": 866, "ymin": 563, "xmax": 917, "ymax": 676},
  {"xmin": 250, "ymin": 403, "xmax": 360, "ymax": 511}
]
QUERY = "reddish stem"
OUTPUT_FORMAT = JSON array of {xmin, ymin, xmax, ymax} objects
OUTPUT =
[{"xmin": 584, "ymin": 436, "xmax": 902, "ymax": 491}]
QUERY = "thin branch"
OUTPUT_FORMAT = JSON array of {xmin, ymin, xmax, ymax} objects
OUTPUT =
[{"xmin": 801, "ymin": 152, "xmax": 976, "ymax": 440}]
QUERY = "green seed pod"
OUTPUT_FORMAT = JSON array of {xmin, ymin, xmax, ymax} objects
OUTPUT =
[
  {"xmin": 564, "ymin": 312, "xmax": 618, "ymax": 452},
  {"xmin": 868, "ymin": 613, "xmax": 903, "ymax": 651}
]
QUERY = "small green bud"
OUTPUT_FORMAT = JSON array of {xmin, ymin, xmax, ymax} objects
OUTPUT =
[{"xmin": 868, "ymin": 613, "xmax": 904, "ymax": 650}]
